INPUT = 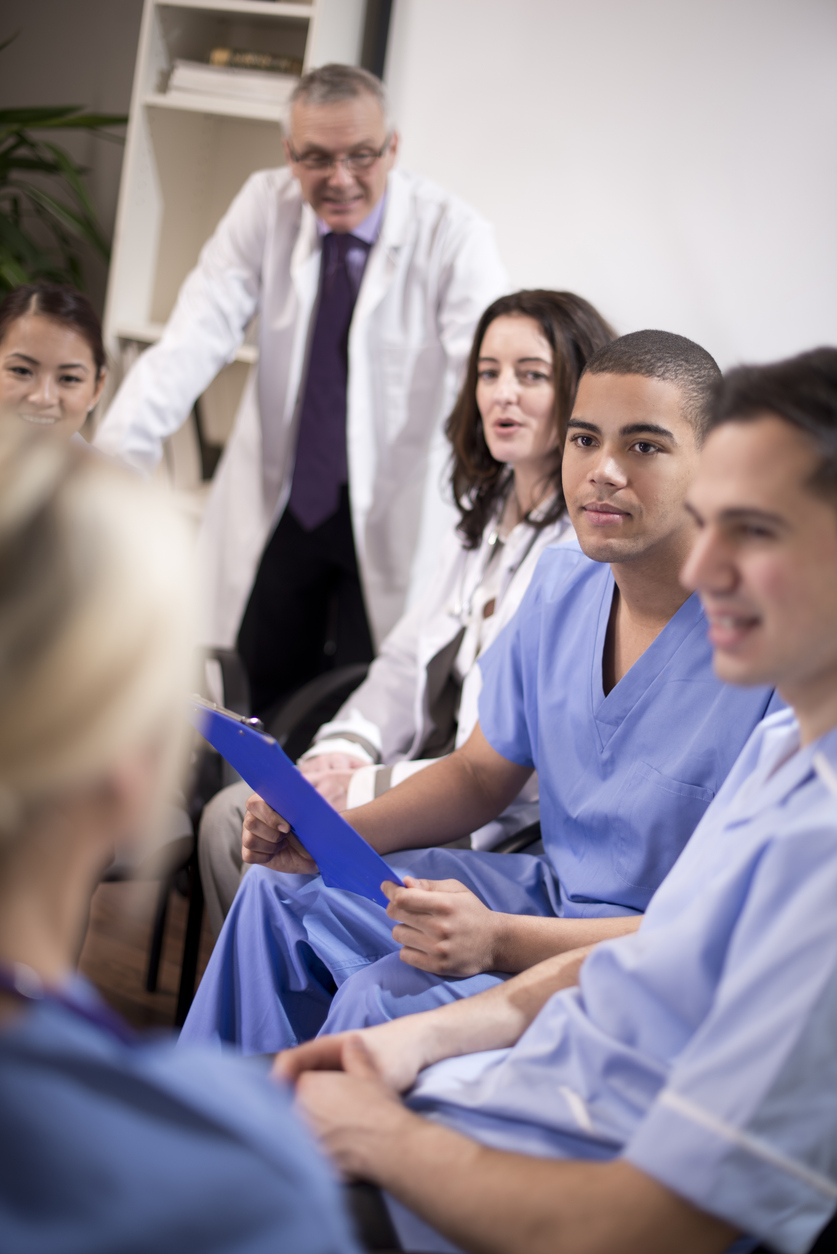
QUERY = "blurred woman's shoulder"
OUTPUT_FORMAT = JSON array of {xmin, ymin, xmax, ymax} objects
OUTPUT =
[{"xmin": 0, "ymin": 993, "xmax": 359, "ymax": 1254}]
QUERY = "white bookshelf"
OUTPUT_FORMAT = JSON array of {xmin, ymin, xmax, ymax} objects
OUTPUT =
[{"xmin": 101, "ymin": 0, "xmax": 366, "ymax": 487}]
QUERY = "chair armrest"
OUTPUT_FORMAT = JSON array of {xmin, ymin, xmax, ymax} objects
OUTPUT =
[{"xmin": 491, "ymin": 821, "xmax": 542, "ymax": 855}]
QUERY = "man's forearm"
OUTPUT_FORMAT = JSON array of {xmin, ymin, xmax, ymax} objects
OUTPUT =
[
  {"xmin": 490, "ymin": 912, "xmax": 642, "ymax": 974},
  {"xmin": 399, "ymin": 946, "xmax": 592, "ymax": 1073},
  {"xmin": 346, "ymin": 733, "xmax": 531, "ymax": 855},
  {"xmin": 356, "ymin": 1112, "xmax": 737, "ymax": 1254}
]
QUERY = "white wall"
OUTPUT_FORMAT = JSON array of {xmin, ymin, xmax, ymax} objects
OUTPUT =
[{"xmin": 385, "ymin": 0, "xmax": 837, "ymax": 367}]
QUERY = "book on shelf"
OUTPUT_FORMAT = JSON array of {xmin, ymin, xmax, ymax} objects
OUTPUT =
[
  {"xmin": 210, "ymin": 48, "xmax": 303, "ymax": 76},
  {"xmin": 167, "ymin": 59, "xmax": 299, "ymax": 107}
]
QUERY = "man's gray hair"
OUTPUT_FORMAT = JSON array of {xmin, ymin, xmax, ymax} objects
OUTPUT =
[{"xmin": 286, "ymin": 63, "xmax": 392, "ymax": 132}]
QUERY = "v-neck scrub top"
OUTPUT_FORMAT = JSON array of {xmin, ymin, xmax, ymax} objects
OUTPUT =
[
  {"xmin": 478, "ymin": 545, "xmax": 783, "ymax": 916},
  {"xmin": 180, "ymin": 545, "xmax": 782, "ymax": 1057}
]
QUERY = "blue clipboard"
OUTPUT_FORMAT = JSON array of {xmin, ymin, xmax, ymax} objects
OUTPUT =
[{"xmin": 188, "ymin": 696, "xmax": 403, "ymax": 907}]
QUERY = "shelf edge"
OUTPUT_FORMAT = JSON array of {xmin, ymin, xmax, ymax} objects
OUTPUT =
[{"xmin": 116, "ymin": 324, "xmax": 259, "ymax": 365}]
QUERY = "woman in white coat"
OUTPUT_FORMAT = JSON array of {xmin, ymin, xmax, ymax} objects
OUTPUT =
[{"xmin": 200, "ymin": 291, "xmax": 615, "ymax": 934}]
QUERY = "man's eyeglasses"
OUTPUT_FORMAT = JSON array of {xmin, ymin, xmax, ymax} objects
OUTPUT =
[{"xmin": 288, "ymin": 137, "xmax": 392, "ymax": 174}]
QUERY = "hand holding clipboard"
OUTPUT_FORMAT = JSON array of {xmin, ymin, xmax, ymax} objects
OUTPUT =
[{"xmin": 189, "ymin": 697, "xmax": 404, "ymax": 907}]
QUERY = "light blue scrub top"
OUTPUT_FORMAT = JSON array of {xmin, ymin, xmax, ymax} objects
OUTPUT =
[
  {"xmin": 478, "ymin": 546, "xmax": 782, "ymax": 914},
  {"xmin": 406, "ymin": 712, "xmax": 837, "ymax": 1254},
  {"xmin": 0, "ymin": 981, "xmax": 360, "ymax": 1254}
]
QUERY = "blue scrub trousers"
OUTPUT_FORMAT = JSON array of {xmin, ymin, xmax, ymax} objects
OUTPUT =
[{"xmin": 180, "ymin": 846, "xmax": 563, "ymax": 1054}]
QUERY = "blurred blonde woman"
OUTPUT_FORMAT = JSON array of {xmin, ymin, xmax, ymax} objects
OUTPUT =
[{"xmin": 0, "ymin": 432, "xmax": 358, "ymax": 1253}]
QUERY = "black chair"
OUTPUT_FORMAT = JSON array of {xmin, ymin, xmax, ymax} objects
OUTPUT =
[
  {"xmin": 135, "ymin": 647, "xmax": 251, "ymax": 1027},
  {"xmin": 263, "ymin": 662, "xmax": 371, "ymax": 763},
  {"xmin": 492, "ymin": 820, "xmax": 542, "ymax": 855},
  {"xmin": 176, "ymin": 660, "xmax": 371, "ymax": 1023}
]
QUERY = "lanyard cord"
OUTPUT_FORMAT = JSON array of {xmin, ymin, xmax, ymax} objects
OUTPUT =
[
  {"xmin": 0, "ymin": 960, "xmax": 135, "ymax": 1044},
  {"xmin": 454, "ymin": 514, "xmax": 542, "ymax": 623}
]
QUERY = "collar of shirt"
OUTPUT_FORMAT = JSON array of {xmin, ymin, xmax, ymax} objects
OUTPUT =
[
  {"xmin": 725, "ymin": 711, "xmax": 837, "ymax": 823},
  {"xmin": 316, "ymin": 191, "xmax": 386, "ymax": 245}
]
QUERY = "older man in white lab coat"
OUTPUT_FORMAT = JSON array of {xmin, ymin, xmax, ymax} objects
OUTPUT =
[{"xmin": 95, "ymin": 65, "xmax": 507, "ymax": 714}]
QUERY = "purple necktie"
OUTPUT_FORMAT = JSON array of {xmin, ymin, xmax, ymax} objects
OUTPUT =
[{"xmin": 288, "ymin": 232, "xmax": 369, "ymax": 531}]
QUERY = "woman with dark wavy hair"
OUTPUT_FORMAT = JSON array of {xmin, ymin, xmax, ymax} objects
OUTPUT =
[
  {"xmin": 447, "ymin": 289, "xmax": 615, "ymax": 548},
  {"xmin": 197, "ymin": 291, "xmax": 613, "ymax": 938}
]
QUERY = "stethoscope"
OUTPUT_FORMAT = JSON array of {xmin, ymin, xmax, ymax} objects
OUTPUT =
[
  {"xmin": 0, "ymin": 960, "xmax": 135, "ymax": 1045},
  {"xmin": 450, "ymin": 516, "xmax": 542, "ymax": 623}
]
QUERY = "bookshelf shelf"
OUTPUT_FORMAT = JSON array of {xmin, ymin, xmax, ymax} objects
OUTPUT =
[
  {"xmin": 157, "ymin": 1, "xmax": 314, "ymax": 17},
  {"xmin": 144, "ymin": 91, "xmax": 284, "ymax": 123},
  {"xmin": 116, "ymin": 322, "xmax": 259, "ymax": 365},
  {"xmin": 101, "ymin": 0, "xmax": 365, "ymax": 493}
]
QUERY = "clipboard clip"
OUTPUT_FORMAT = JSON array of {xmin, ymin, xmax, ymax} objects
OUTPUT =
[{"xmin": 190, "ymin": 693, "xmax": 265, "ymax": 734}]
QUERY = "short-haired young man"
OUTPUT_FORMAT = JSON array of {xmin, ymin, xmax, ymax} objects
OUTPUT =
[
  {"xmin": 281, "ymin": 347, "xmax": 837, "ymax": 1254},
  {"xmin": 181, "ymin": 332, "xmax": 781, "ymax": 1055}
]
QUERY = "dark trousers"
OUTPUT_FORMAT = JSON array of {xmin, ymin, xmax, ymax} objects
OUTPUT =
[{"xmin": 237, "ymin": 486, "xmax": 374, "ymax": 717}]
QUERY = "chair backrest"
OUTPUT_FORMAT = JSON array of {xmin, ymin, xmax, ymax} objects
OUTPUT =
[{"xmin": 265, "ymin": 663, "xmax": 370, "ymax": 762}]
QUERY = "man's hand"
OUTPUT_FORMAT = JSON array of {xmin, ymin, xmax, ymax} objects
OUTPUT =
[
  {"xmin": 241, "ymin": 794, "xmax": 319, "ymax": 874},
  {"xmin": 299, "ymin": 752, "xmax": 367, "ymax": 811},
  {"xmin": 384, "ymin": 876, "xmax": 501, "ymax": 976},
  {"xmin": 274, "ymin": 1015, "xmax": 430, "ymax": 1093},
  {"xmin": 292, "ymin": 1035, "xmax": 414, "ymax": 1180}
]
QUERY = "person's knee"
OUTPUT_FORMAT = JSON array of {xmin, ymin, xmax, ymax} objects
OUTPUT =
[
  {"xmin": 324, "ymin": 952, "xmax": 437, "ymax": 1034},
  {"xmin": 199, "ymin": 780, "xmax": 253, "ymax": 934},
  {"xmin": 200, "ymin": 781, "xmax": 251, "ymax": 869}
]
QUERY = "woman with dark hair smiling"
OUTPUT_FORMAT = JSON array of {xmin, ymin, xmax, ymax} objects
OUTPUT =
[
  {"xmin": 0, "ymin": 283, "xmax": 107, "ymax": 441},
  {"xmin": 197, "ymin": 290, "xmax": 615, "ymax": 937}
]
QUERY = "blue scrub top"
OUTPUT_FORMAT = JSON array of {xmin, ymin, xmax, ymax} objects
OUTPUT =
[
  {"xmin": 478, "ymin": 547, "xmax": 782, "ymax": 915},
  {"xmin": 0, "ymin": 982, "xmax": 360, "ymax": 1254},
  {"xmin": 407, "ymin": 713, "xmax": 837, "ymax": 1254}
]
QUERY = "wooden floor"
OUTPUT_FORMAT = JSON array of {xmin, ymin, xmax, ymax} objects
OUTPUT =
[{"xmin": 78, "ymin": 879, "xmax": 215, "ymax": 1030}]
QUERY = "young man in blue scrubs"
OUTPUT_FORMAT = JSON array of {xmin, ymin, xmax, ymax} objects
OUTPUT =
[
  {"xmin": 181, "ymin": 332, "xmax": 781, "ymax": 1054},
  {"xmin": 280, "ymin": 347, "xmax": 837, "ymax": 1254}
]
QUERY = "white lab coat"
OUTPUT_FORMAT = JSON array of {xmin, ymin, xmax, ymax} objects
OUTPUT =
[
  {"xmin": 304, "ymin": 505, "xmax": 576, "ymax": 848},
  {"xmin": 95, "ymin": 167, "xmax": 507, "ymax": 648}
]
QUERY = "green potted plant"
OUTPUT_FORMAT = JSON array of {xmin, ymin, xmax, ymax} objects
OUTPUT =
[{"xmin": 0, "ymin": 36, "xmax": 127, "ymax": 293}]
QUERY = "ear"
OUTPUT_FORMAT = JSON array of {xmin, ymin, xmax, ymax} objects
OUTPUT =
[
  {"xmin": 89, "ymin": 368, "xmax": 107, "ymax": 412},
  {"xmin": 387, "ymin": 130, "xmax": 400, "ymax": 164},
  {"xmin": 282, "ymin": 135, "xmax": 293, "ymax": 166}
]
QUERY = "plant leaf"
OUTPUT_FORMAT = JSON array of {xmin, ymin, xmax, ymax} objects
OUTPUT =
[
  {"xmin": 0, "ymin": 211, "xmax": 42, "ymax": 265},
  {"xmin": 28, "ymin": 112, "xmax": 128, "ymax": 130},
  {"xmin": 14, "ymin": 184, "xmax": 109, "ymax": 258},
  {"xmin": 0, "ymin": 61, "xmax": 122, "ymax": 289},
  {"xmin": 0, "ymin": 254, "xmax": 34, "ymax": 289},
  {"xmin": 0, "ymin": 155, "xmax": 62, "ymax": 175},
  {"xmin": 0, "ymin": 106, "xmax": 83, "ymax": 126},
  {"xmin": 40, "ymin": 142, "xmax": 98, "ymax": 219}
]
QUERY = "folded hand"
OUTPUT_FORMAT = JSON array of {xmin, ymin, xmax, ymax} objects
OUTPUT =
[
  {"xmin": 274, "ymin": 1015, "xmax": 427, "ymax": 1094},
  {"xmin": 284, "ymin": 1035, "xmax": 412, "ymax": 1179},
  {"xmin": 299, "ymin": 752, "xmax": 367, "ymax": 811}
]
